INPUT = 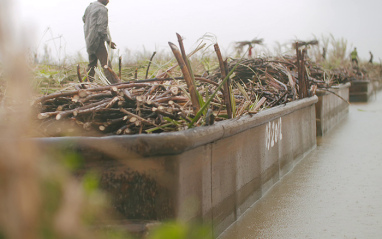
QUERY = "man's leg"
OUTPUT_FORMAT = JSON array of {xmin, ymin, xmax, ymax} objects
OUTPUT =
[
  {"xmin": 87, "ymin": 53, "xmax": 98, "ymax": 82},
  {"xmin": 95, "ymin": 43, "xmax": 116, "ymax": 83}
]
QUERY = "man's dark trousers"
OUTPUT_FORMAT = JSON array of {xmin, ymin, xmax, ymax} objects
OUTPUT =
[{"xmin": 87, "ymin": 43, "xmax": 113, "ymax": 82}]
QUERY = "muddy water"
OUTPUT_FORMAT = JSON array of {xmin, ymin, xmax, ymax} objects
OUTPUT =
[{"xmin": 219, "ymin": 92, "xmax": 382, "ymax": 239}]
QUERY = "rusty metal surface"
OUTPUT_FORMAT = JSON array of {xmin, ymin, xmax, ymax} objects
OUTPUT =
[
  {"xmin": 316, "ymin": 83, "xmax": 350, "ymax": 136},
  {"xmin": 34, "ymin": 96, "xmax": 318, "ymax": 237},
  {"xmin": 349, "ymin": 80, "xmax": 373, "ymax": 102}
]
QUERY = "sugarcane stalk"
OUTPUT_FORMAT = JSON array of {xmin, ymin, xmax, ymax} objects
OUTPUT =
[
  {"xmin": 38, "ymin": 97, "xmax": 111, "ymax": 120},
  {"xmin": 235, "ymin": 100, "xmax": 252, "ymax": 117},
  {"xmin": 105, "ymin": 96, "xmax": 120, "ymax": 109},
  {"xmin": 35, "ymin": 83, "xmax": 151, "ymax": 103},
  {"xmin": 176, "ymin": 33, "xmax": 189, "ymax": 71},
  {"xmin": 296, "ymin": 47, "xmax": 309, "ymax": 99},
  {"xmin": 300, "ymin": 49, "xmax": 306, "ymax": 98},
  {"xmin": 154, "ymin": 96, "xmax": 188, "ymax": 104},
  {"xmin": 121, "ymin": 89, "xmax": 134, "ymax": 101},
  {"xmin": 104, "ymin": 116, "xmax": 128, "ymax": 126},
  {"xmin": 62, "ymin": 100, "xmax": 112, "ymax": 119},
  {"xmin": 116, "ymin": 125, "xmax": 129, "ymax": 135},
  {"xmin": 104, "ymin": 65, "xmax": 121, "ymax": 84},
  {"xmin": 79, "ymin": 92, "xmax": 113, "ymax": 103},
  {"xmin": 303, "ymin": 50, "xmax": 310, "ymax": 97},
  {"xmin": 154, "ymin": 109, "xmax": 177, "ymax": 119},
  {"xmin": 168, "ymin": 42, "xmax": 200, "ymax": 114},
  {"xmin": 248, "ymin": 97, "xmax": 267, "ymax": 114},
  {"xmin": 77, "ymin": 64, "xmax": 82, "ymax": 83},
  {"xmin": 120, "ymin": 108, "xmax": 158, "ymax": 127},
  {"xmin": 296, "ymin": 47, "xmax": 302, "ymax": 98},
  {"xmin": 214, "ymin": 43, "xmax": 233, "ymax": 119},
  {"xmin": 145, "ymin": 51, "xmax": 157, "ymax": 79},
  {"xmin": 176, "ymin": 33, "xmax": 202, "ymax": 113},
  {"xmin": 119, "ymin": 56, "xmax": 122, "ymax": 79},
  {"xmin": 301, "ymin": 49, "xmax": 309, "ymax": 98},
  {"xmin": 155, "ymin": 90, "xmax": 172, "ymax": 99},
  {"xmin": 144, "ymin": 84, "xmax": 162, "ymax": 97}
]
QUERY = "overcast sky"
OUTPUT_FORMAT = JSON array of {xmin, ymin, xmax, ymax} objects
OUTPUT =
[{"xmin": 11, "ymin": 0, "xmax": 382, "ymax": 62}]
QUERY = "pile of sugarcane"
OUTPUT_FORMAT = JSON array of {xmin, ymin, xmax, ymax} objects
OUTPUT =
[
  {"xmin": 33, "ymin": 34, "xmax": 353, "ymax": 137},
  {"xmin": 35, "ymin": 82, "xmax": 195, "ymax": 136},
  {"xmin": 209, "ymin": 55, "xmax": 351, "ymax": 88}
]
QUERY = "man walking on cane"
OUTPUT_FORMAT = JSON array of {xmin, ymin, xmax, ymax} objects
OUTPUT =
[{"xmin": 83, "ymin": 0, "xmax": 119, "ymax": 83}]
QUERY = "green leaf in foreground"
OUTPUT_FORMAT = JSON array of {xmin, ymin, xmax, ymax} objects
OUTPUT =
[{"xmin": 148, "ymin": 222, "xmax": 213, "ymax": 239}]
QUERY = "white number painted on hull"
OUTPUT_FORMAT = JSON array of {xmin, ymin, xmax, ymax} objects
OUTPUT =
[{"xmin": 266, "ymin": 117, "xmax": 283, "ymax": 150}]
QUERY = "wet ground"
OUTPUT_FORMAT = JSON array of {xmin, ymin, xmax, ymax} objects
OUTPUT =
[{"xmin": 219, "ymin": 91, "xmax": 382, "ymax": 239}]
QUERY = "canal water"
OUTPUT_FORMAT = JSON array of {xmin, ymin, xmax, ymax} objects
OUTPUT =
[{"xmin": 219, "ymin": 91, "xmax": 382, "ymax": 239}]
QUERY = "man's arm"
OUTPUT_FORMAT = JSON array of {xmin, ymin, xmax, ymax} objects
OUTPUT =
[
  {"xmin": 107, "ymin": 41, "xmax": 117, "ymax": 49},
  {"xmin": 82, "ymin": 6, "xmax": 89, "ymax": 23},
  {"xmin": 96, "ymin": 8, "xmax": 111, "ymax": 44}
]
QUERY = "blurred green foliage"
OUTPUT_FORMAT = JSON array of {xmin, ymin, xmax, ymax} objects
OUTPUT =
[
  {"xmin": 148, "ymin": 222, "xmax": 213, "ymax": 239},
  {"xmin": 82, "ymin": 172, "xmax": 100, "ymax": 196},
  {"xmin": 62, "ymin": 151, "xmax": 84, "ymax": 171}
]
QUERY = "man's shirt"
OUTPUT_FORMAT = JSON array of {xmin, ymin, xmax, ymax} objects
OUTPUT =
[
  {"xmin": 351, "ymin": 50, "xmax": 358, "ymax": 60},
  {"xmin": 83, "ymin": 1, "xmax": 111, "ymax": 54}
]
